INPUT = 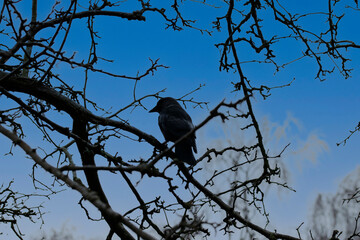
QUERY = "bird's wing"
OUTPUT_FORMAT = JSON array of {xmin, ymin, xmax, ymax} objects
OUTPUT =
[
  {"xmin": 159, "ymin": 107, "xmax": 197, "ymax": 153},
  {"xmin": 159, "ymin": 113, "xmax": 192, "ymax": 140}
]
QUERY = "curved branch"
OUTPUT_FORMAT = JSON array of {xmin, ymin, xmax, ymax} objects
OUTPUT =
[
  {"xmin": 0, "ymin": 8, "xmax": 145, "ymax": 64},
  {"xmin": 177, "ymin": 163, "xmax": 300, "ymax": 240},
  {"xmin": 0, "ymin": 71, "xmax": 162, "ymax": 149},
  {"xmin": 0, "ymin": 124, "xmax": 156, "ymax": 240},
  {"xmin": 72, "ymin": 118, "xmax": 136, "ymax": 240}
]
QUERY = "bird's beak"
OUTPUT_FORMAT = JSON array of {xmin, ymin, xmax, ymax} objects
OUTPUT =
[{"xmin": 149, "ymin": 105, "xmax": 158, "ymax": 113}]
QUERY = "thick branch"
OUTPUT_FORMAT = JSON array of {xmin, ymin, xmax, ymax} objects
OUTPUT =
[
  {"xmin": 0, "ymin": 124, "xmax": 156, "ymax": 240},
  {"xmin": 0, "ymin": 71, "xmax": 162, "ymax": 149}
]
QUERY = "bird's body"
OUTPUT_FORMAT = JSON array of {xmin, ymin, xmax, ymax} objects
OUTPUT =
[{"xmin": 150, "ymin": 97, "xmax": 197, "ymax": 165}]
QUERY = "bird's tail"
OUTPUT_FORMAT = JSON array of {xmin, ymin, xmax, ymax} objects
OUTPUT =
[{"xmin": 175, "ymin": 142, "xmax": 196, "ymax": 165}]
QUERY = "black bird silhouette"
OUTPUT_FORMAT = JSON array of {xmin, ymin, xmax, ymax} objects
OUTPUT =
[{"xmin": 149, "ymin": 97, "xmax": 197, "ymax": 165}]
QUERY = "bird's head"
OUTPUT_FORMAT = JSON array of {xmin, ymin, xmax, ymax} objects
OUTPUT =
[{"xmin": 149, "ymin": 97, "xmax": 180, "ymax": 113}]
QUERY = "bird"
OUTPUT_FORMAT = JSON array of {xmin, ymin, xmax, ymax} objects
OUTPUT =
[{"xmin": 149, "ymin": 97, "xmax": 197, "ymax": 165}]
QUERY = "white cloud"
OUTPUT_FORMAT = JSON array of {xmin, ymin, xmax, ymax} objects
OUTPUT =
[{"xmin": 292, "ymin": 133, "xmax": 329, "ymax": 165}]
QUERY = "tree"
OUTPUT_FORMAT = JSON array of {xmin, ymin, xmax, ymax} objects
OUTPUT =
[
  {"xmin": 308, "ymin": 167, "xmax": 360, "ymax": 240},
  {"xmin": 0, "ymin": 0, "xmax": 359, "ymax": 239}
]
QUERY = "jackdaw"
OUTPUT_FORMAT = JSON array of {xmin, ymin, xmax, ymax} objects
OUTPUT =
[{"xmin": 149, "ymin": 97, "xmax": 197, "ymax": 165}]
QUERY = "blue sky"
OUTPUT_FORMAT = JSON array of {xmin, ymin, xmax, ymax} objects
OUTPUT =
[{"xmin": 1, "ymin": 0, "xmax": 360, "ymax": 239}]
